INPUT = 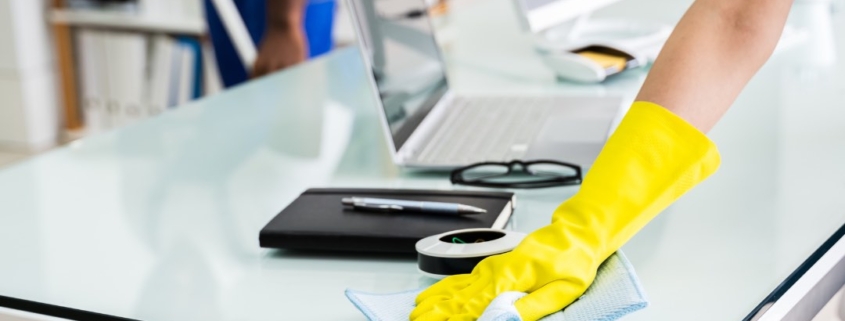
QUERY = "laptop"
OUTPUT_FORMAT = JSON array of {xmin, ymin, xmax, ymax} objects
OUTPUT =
[{"xmin": 346, "ymin": 0, "xmax": 624, "ymax": 169}]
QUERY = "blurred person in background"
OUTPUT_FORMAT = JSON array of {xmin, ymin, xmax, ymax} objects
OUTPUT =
[{"xmin": 204, "ymin": 0, "xmax": 336, "ymax": 88}]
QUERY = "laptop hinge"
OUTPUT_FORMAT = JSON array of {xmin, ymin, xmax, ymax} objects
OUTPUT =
[{"xmin": 397, "ymin": 91, "xmax": 455, "ymax": 162}]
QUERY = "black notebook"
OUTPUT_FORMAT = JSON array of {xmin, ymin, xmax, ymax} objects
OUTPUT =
[{"xmin": 259, "ymin": 188, "xmax": 515, "ymax": 253}]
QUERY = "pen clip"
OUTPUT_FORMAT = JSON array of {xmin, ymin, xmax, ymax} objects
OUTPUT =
[{"xmin": 353, "ymin": 202, "xmax": 404, "ymax": 212}]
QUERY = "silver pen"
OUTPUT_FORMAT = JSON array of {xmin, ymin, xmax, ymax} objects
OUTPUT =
[{"xmin": 341, "ymin": 197, "xmax": 487, "ymax": 215}]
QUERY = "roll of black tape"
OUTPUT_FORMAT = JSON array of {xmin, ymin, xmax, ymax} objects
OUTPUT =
[{"xmin": 415, "ymin": 228, "xmax": 527, "ymax": 279}]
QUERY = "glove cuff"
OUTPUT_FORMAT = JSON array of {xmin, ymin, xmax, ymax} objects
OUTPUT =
[{"xmin": 552, "ymin": 101, "xmax": 721, "ymax": 257}]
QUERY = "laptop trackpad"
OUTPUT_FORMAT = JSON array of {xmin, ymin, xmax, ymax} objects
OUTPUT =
[{"xmin": 525, "ymin": 116, "xmax": 611, "ymax": 167}]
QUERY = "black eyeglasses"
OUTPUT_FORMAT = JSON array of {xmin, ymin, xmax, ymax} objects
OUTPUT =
[{"xmin": 450, "ymin": 160, "xmax": 582, "ymax": 189}]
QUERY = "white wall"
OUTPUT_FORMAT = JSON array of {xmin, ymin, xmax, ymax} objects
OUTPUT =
[{"xmin": 0, "ymin": 0, "xmax": 59, "ymax": 151}]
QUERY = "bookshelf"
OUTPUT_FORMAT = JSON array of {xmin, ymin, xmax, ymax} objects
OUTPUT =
[{"xmin": 50, "ymin": 0, "xmax": 214, "ymax": 134}]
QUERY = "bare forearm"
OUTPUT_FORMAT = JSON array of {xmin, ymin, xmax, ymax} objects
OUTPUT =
[
  {"xmin": 266, "ymin": 0, "xmax": 306, "ymax": 31},
  {"xmin": 636, "ymin": 0, "xmax": 793, "ymax": 133}
]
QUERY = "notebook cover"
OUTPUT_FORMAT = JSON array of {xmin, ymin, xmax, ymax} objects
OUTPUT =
[{"xmin": 259, "ymin": 188, "xmax": 515, "ymax": 253}]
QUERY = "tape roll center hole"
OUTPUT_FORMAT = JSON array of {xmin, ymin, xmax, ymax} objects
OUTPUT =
[{"xmin": 441, "ymin": 231, "xmax": 506, "ymax": 244}]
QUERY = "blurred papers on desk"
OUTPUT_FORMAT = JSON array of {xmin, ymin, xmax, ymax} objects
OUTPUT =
[{"xmin": 76, "ymin": 30, "xmax": 208, "ymax": 133}]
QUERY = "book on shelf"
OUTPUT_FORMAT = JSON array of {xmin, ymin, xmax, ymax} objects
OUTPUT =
[
  {"xmin": 74, "ymin": 29, "xmax": 210, "ymax": 133},
  {"xmin": 76, "ymin": 29, "xmax": 105, "ymax": 133},
  {"xmin": 147, "ymin": 34, "xmax": 173, "ymax": 116},
  {"xmin": 168, "ymin": 37, "xmax": 202, "ymax": 107},
  {"xmin": 104, "ymin": 31, "xmax": 148, "ymax": 128}
]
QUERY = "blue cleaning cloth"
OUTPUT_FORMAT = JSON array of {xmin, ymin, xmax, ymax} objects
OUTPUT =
[{"xmin": 346, "ymin": 252, "xmax": 647, "ymax": 321}]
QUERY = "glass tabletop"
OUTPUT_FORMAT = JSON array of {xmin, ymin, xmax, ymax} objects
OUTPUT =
[{"xmin": 0, "ymin": 0, "xmax": 843, "ymax": 320}]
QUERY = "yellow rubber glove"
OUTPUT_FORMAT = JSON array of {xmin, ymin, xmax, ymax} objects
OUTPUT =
[{"xmin": 411, "ymin": 101, "xmax": 721, "ymax": 321}]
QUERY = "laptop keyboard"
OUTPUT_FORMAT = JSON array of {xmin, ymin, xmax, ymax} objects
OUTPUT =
[{"xmin": 415, "ymin": 96, "xmax": 554, "ymax": 165}]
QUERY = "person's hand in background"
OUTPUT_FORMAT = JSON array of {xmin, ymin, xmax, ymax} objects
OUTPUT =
[
  {"xmin": 251, "ymin": 0, "xmax": 308, "ymax": 78},
  {"xmin": 252, "ymin": 25, "xmax": 308, "ymax": 78}
]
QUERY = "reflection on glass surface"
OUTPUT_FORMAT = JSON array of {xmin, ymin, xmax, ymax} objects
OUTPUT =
[{"xmin": 351, "ymin": 0, "xmax": 448, "ymax": 150}]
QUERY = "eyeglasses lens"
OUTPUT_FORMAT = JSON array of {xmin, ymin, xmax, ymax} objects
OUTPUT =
[
  {"xmin": 526, "ymin": 163, "xmax": 579, "ymax": 179},
  {"xmin": 460, "ymin": 164, "xmax": 510, "ymax": 182}
]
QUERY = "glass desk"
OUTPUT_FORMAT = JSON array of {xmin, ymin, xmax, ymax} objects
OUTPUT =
[{"xmin": 0, "ymin": 0, "xmax": 843, "ymax": 320}]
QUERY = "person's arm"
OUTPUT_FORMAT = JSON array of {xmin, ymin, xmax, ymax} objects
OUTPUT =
[
  {"xmin": 410, "ymin": 1, "xmax": 794, "ymax": 321},
  {"xmin": 638, "ymin": 0, "xmax": 793, "ymax": 132},
  {"xmin": 251, "ymin": 0, "xmax": 308, "ymax": 78}
]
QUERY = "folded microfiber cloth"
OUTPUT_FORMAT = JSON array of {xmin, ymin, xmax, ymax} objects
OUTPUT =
[{"xmin": 345, "ymin": 252, "xmax": 648, "ymax": 321}]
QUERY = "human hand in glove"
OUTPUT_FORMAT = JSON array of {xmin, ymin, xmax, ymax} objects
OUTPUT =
[{"xmin": 410, "ymin": 102, "xmax": 721, "ymax": 321}]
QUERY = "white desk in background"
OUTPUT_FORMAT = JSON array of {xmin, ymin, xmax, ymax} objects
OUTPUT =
[{"xmin": 0, "ymin": 0, "xmax": 844, "ymax": 320}]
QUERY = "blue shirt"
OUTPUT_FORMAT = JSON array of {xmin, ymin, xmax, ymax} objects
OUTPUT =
[{"xmin": 205, "ymin": 0, "xmax": 336, "ymax": 88}]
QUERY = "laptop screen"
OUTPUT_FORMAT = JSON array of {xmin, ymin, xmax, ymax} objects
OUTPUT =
[{"xmin": 350, "ymin": 0, "xmax": 449, "ymax": 151}]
